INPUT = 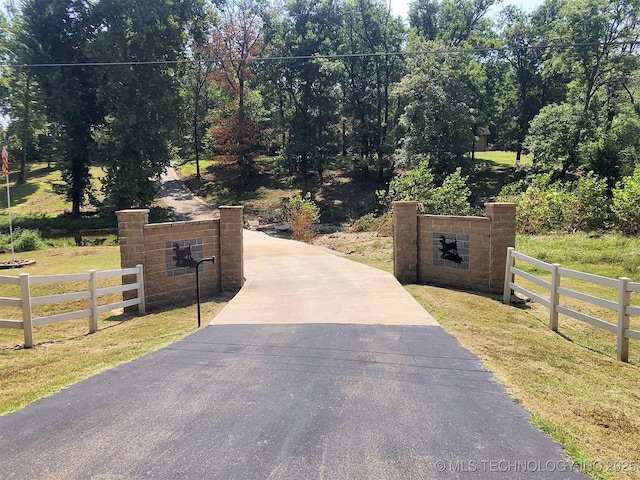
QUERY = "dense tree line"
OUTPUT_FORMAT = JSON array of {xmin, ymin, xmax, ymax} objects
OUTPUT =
[{"xmin": 0, "ymin": 0, "xmax": 639, "ymax": 219}]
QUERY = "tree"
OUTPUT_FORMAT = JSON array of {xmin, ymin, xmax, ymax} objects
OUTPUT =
[
  {"xmin": 548, "ymin": 0, "xmax": 640, "ymax": 115},
  {"xmin": 91, "ymin": 0, "xmax": 205, "ymax": 209},
  {"xmin": 496, "ymin": 6, "xmax": 546, "ymax": 164},
  {"xmin": 408, "ymin": 0, "xmax": 439, "ymax": 41},
  {"xmin": 341, "ymin": 0, "xmax": 406, "ymax": 181},
  {"xmin": 408, "ymin": 0, "xmax": 497, "ymax": 47},
  {"xmin": 262, "ymin": 0, "xmax": 343, "ymax": 193},
  {"xmin": 523, "ymin": 102, "xmax": 585, "ymax": 172},
  {"xmin": 531, "ymin": 0, "xmax": 640, "ymax": 180},
  {"xmin": 183, "ymin": 49, "xmax": 218, "ymax": 179},
  {"xmin": 181, "ymin": 2, "xmax": 217, "ymax": 179},
  {"xmin": 396, "ymin": 39, "xmax": 479, "ymax": 176},
  {"xmin": 436, "ymin": 0, "xmax": 496, "ymax": 46},
  {"xmin": 18, "ymin": 0, "xmax": 101, "ymax": 216},
  {"xmin": 207, "ymin": 0, "xmax": 264, "ymax": 179}
]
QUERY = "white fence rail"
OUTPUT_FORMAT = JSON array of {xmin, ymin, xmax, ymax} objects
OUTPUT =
[
  {"xmin": 503, "ymin": 247, "xmax": 639, "ymax": 362},
  {"xmin": 0, "ymin": 264, "xmax": 145, "ymax": 348}
]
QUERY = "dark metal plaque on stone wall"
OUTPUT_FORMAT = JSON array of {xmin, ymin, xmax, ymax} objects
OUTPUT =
[
  {"xmin": 432, "ymin": 233, "xmax": 469, "ymax": 269},
  {"xmin": 166, "ymin": 239, "xmax": 204, "ymax": 277}
]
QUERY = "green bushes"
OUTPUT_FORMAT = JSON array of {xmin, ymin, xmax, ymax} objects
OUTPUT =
[
  {"xmin": 612, "ymin": 164, "xmax": 640, "ymax": 235},
  {"xmin": 0, "ymin": 229, "xmax": 47, "ymax": 253},
  {"xmin": 378, "ymin": 159, "xmax": 472, "ymax": 216},
  {"xmin": 500, "ymin": 169, "xmax": 640, "ymax": 235}
]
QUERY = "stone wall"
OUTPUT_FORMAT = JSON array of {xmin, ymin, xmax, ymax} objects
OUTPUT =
[
  {"xmin": 117, "ymin": 206, "xmax": 244, "ymax": 311},
  {"xmin": 393, "ymin": 202, "xmax": 516, "ymax": 293}
]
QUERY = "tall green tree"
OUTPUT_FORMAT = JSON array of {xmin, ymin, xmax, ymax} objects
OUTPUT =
[
  {"xmin": 18, "ymin": 0, "xmax": 100, "ymax": 216},
  {"xmin": 408, "ymin": 0, "xmax": 439, "ymax": 41},
  {"xmin": 496, "ymin": 6, "xmax": 546, "ymax": 164},
  {"xmin": 341, "ymin": 0, "xmax": 406, "ymax": 181},
  {"xmin": 396, "ymin": 39, "xmax": 479, "ymax": 176},
  {"xmin": 180, "ymin": 0, "xmax": 217, "ymax": 179},
  {"xmin": 408, "ymin": 0, "xmax": 497, "ymax": 46},
  {"xmin": 262, "ymin": 0, "xmax": 343, "ymax": 193},
  {"xmin": 91, "ymin": 0, "xmax": 205, "ymax": 209},
  {"xmin": 529, "ymin": 0, "xmax": 640, "ymax": 180}
]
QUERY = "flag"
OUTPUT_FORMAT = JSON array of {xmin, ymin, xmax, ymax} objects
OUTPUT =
[{"xmin": 1, "ymin": 142, "xmax": 7, "ymax": 178}]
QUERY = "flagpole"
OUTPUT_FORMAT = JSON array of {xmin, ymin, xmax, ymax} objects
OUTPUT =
[{"xmin": 2, "ymin": 130, "xmax": 14, "ymax": 260}]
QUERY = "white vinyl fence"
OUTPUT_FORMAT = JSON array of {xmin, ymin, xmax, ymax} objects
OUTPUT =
[
  {"xmin": 503, "ymin": 248, "xmax": 640, "ymax": 362},
  {"xmin": 0, "ymin": 265, "xmax": 145, "ymax": 348}
]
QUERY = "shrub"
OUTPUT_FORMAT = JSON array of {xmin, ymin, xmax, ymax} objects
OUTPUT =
[
  {"xmin": 514, "ymin": 183, "xmax": 565, "ymax": 234},
  {"xmin": 500, "ymin": 172, "xmax": 610, "ymax": 235},
  {"xmin": 612, "ymin": 165, "xmax": 640, "ymax": 235},
  {"xmin": 0, "ymin": 228, "xmax": 47, "ymax": 253},
  {"xmin": 348, "ymin": 212, "xmax": 393, "ymax": 236},
  {"xmin": 378, "ymin": 160, "xmax": 472, "ymax": 216},
  {"xmin": 349, "ymin": 213, "xmax": 378, "ymax": 233},
  {"xmin": 562, "ymin": 172, "xmax": 609, "ymax": 232},
  {"xmin": 285, "ymin": 192, "xmax": 320, "ymax": 242}
]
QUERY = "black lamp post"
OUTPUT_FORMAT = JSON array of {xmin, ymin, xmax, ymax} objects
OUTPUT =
[{"xmin": 195, "ymin": 257, "xmax": 215, "ymax": 327}]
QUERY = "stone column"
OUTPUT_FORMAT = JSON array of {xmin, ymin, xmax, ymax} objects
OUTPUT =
[
  {"xmin": 219, "ymin": 206, "xmax": 244, "ymax": 291},
  {"xmin": 393, "ymin": 201, "xmax": 419, "ymax": 284},
  {"xmin": 116, "ymin": 209, "xmax": 149, "ymax": 310},
  {"xmin": 486, "ymin": 203, "xmax": 516, "ymax": 293}
]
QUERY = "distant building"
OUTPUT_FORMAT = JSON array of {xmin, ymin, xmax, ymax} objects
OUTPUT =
[{"xmin": 474, "ymin": 127, "xmax": 491, "ymax": 152}]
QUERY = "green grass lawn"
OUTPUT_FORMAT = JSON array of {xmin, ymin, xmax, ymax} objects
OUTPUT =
[{"xmin": 475, "ymin": 150, "xmax": 533, "ymax": 167}]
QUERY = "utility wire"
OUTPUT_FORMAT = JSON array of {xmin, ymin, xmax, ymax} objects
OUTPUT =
[{"xmin": 1, "ymin": 40, "xmax": 639, "ymax": 68}]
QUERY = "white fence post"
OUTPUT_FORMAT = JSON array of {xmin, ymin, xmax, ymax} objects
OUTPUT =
[
  {"xmin": 549, "ymin": 264, "xmax": 561, "ymax": 331},
  {"xmin": 88, "ymin": 269, "xmax": 98, "ymax": 334},
  {"xmin": 503, "ymin": 247, "xmax": 515, "ymax": 304},
  {"xmin": 136, "ymin": 264, "xmax": 146, "ymax": 315},
  {"xmin": 19, "ymin": 273, "xmax": 33, "ymax": 348},
  {"xmin": 618, "ymin": 277, "xmax": 631, "ymax": 362}
]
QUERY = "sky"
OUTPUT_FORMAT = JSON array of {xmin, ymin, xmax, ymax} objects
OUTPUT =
[
  {"xmin": 389, "ymin": 0, "xmax": 546, "ymax": 18},
  {"xmin": 0, "ymin": 0, "xmax": 547, "ymax": 18}
]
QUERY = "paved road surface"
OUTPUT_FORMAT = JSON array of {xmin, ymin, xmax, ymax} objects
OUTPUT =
[
  {"xmin": 0, "ymin": 178, "xmax": 588, "ymax": 479},
  {"xmin": 159, "ymin": 166, "xmax": 218, "ymax": 221},
  {"xmin": 213, "ymin": 231, "xmax": 438, "ymax": 326}
]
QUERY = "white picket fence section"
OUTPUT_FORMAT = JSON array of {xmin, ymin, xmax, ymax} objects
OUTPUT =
[
  {"xmin": 503, "ymin": 247, "xmax": 640, "ymax": 362},
  {"xmin": 0, "ymin": 264, "xmax": 145, "ymax": 348}
]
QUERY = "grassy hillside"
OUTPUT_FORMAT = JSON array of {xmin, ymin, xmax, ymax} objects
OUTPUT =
[
  {"xmin": 0, "ymin": 162, "xmax": 172, "ymax": 239},
  {"xmin": 178, "ymin": 155, "xmax": 386, "ymax": 224},
  {"xmin": 0, "ymin": 163, "xmax": 115, "ymax": 232}
]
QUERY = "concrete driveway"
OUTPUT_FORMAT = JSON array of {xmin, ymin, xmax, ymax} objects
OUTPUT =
[
  {"xmin": 0, "ymin": 231, "xmax": 588, "ymax": 479},
  {"xmin": 213, "ymin": 230, "xmax": 438, "ymax": 326}
]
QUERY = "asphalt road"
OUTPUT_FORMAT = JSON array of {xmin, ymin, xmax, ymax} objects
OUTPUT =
[
  {"xmin": 0, "ymin": 323, "xmax": 587, "ymax": 479},
  {"xmin": 159, "ymin": 166, "xmax": 218, "ymax": 221}
]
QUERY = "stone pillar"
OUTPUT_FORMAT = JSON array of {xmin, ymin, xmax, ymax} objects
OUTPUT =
[
  {"xmin": 393, "ymin": 201, "xmax": 419, "ymax": 284},
  {"xmin": 487, "ymin": 203, "xmax": 516, "ymax": 294},
  {"xmin": 219, "ymin": 206, "xmax": 244, "ymax": 291},
  {"xmin": 117, "ymin": 209, "xmax": 149, "ymax": 310}
]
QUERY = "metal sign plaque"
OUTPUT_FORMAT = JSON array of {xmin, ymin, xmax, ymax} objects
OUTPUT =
[
  {"xmin": 433, "ymin": 233, "xmax": 469, "ymax": 269},
  {"xmin": 166, "ymin": 238, "xmax": 204, "ymax": 276}
]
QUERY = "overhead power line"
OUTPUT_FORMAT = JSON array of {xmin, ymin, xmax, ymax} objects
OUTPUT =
[{"xmin": 1, "ymin": 40, "xmax": 639, "ymax": 69}]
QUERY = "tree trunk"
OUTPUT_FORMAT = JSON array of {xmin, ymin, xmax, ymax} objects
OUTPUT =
[
  {"xmin": 193, "ymin": 89, "xmax": 200, "ymax": 178},
  {"xmin": 18, "ymin": 74, "xmax": 30, "ymax": 184}
]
